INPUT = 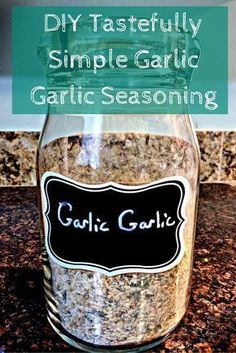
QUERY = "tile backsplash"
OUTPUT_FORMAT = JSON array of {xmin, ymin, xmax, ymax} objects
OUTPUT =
[{"xmin": 0, "ymin": 131, "xmax": 235, "ymax": 186}]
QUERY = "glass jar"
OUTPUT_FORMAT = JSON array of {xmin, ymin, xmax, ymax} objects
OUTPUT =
[{"xmin": 37, "ymin": 113, "xmax": 200, "ymax": 352}]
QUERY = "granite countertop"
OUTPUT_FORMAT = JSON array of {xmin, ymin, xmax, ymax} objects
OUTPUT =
[{"xmin": 1, "ymin": 184, "xmax": 235, "ymax": 353}]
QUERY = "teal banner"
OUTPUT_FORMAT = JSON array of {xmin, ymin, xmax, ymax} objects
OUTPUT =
[{"xmin": 12, "ymin": 6, "xmax": 228, "ymax": 114}]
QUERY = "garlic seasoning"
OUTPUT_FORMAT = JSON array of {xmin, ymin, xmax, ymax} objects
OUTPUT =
[
  {"xmin": 37, "ymin": 14, "xmax": 200, "ymax": 353},
  {"xmin": 37, "ymin": 114, "xmax": 200, "ymax": 352}
]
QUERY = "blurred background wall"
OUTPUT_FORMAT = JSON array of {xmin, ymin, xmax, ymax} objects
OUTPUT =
[{"xmin": 0, "ymin": 0, "xmax": 235, "ymax": 131}]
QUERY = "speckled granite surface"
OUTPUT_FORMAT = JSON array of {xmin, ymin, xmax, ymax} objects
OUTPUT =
[
  {"xmin": 1, "ymin": 184, "xmax": 235, "ymax": 353},
  {"xmin": 197, "ymin": 132, "xmax": 223, "ymax": 182},
  {"xmin": 221, "ymin": 131, "xmax": 236, "ymax": 182},
  {"xmin": 0, "ymin": 131, "xmax": 235, "ymax": 186},
  {"xmin": 0, "ymin": 132, "xmax": 39, "ymax": 186}
]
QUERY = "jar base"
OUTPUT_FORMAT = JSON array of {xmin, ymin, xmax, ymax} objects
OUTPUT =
[{"xmin": 47, "ymin": 315, "xmax": 180, "ymax": 353}]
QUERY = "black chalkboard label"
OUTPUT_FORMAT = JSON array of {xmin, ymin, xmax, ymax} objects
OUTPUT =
[{"xmin": 41, "ymin": 172, "xmax": 189, "ymax": 276}]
